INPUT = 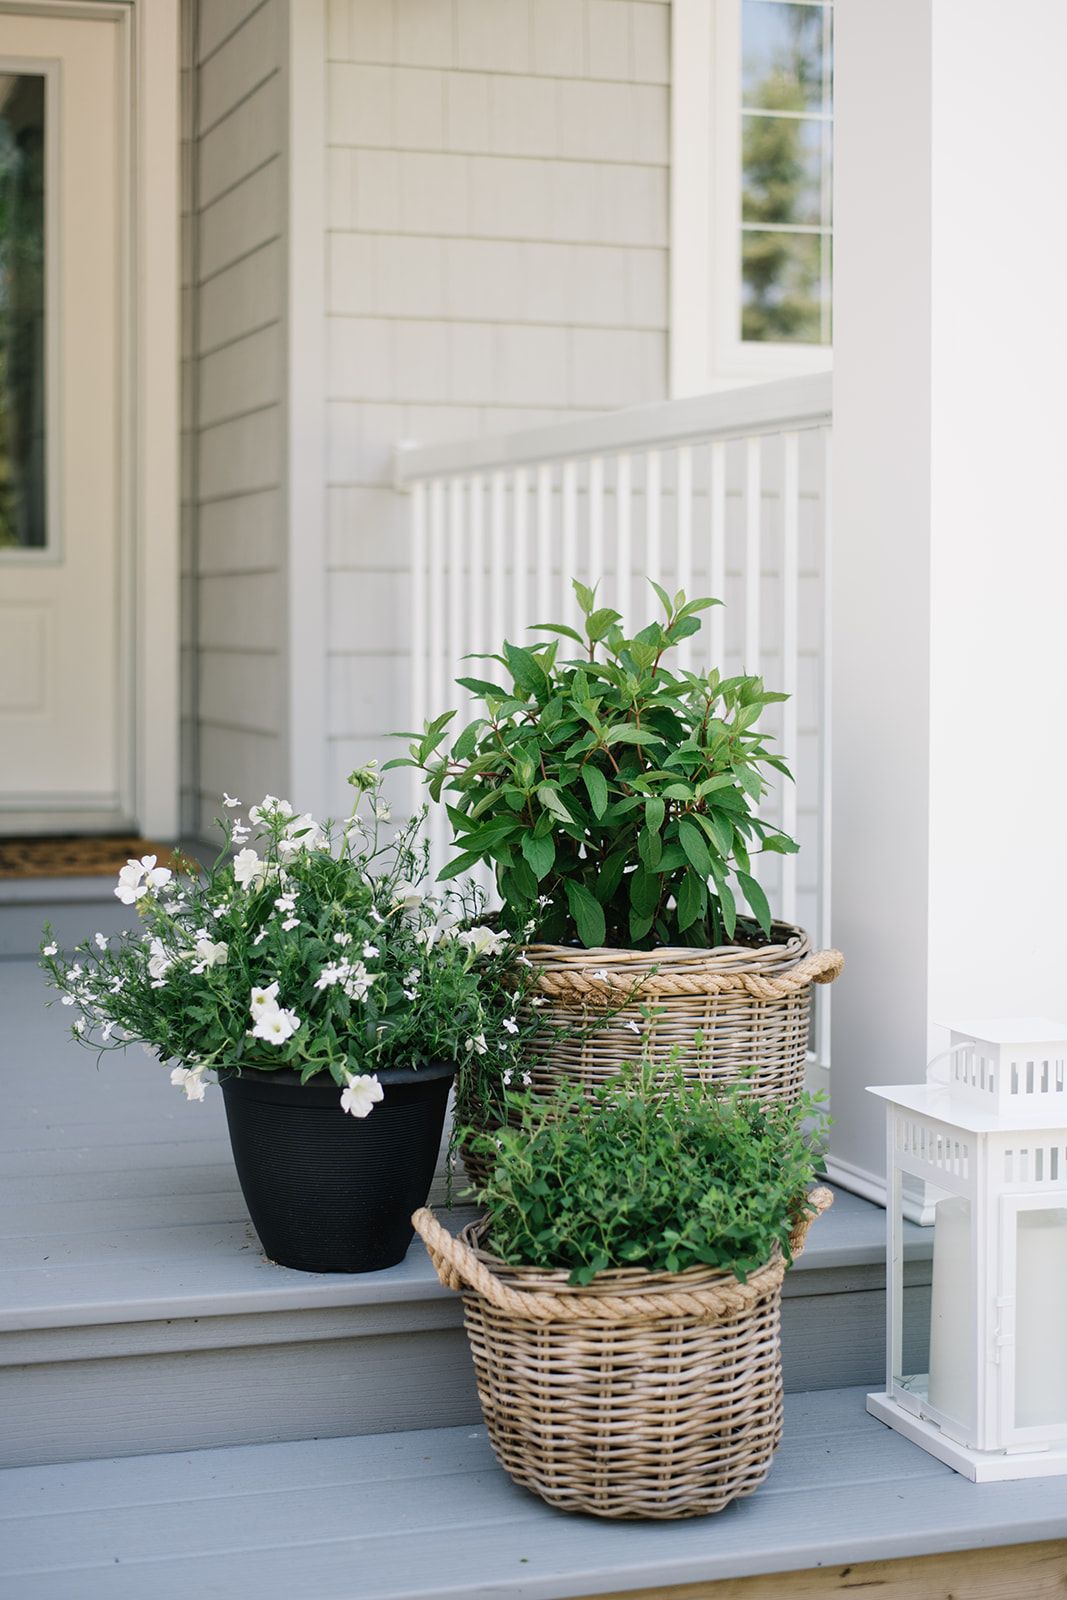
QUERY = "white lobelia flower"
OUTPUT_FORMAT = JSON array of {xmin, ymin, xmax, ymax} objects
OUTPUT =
[
  {"xmin": 343, "ymin": 961, "xmax": 374, "ymax": 1001},
  {"xmin": 251, "ymin": 1006, "xmax": 301, "ymax": 1045},
  {"xmin": 375, "ymin": 803, "xmax": 391, "ymax": 822},
  {"xmin": 622, "ymin": 1018, "xmax": 642, "ymax": 1035},
  {"xmin": 170, "ymin": 1065, "xmax": 208, "ymax": 1102},
  {"xmin": 340, "ymin": 1073, "xmax": 384, "ymax": 1119},
  {"xmin": 503, "ymin": 1017, "xmax": 519, "ymax": 1035},
  {"xmin": 249, "ymin": 982, "xmax": 280, "ymax": 1018},
  {"xmin": 73, "ymin": 1017, "xmax": 86, "ymax": 1035},
  {"xmin": 457, "ymin": 926, "xmax": 510, "ymax": 958},
  {"xmin": 230, "ymin": 821, "xmax": 252, "ymax": 846},
  {"xmin": 233, "ymin": 848, "xmax": 268, "ymax": 890},
  {"xmin": 522, "ymin": 1071, "xmax": 532, "ymax": 1086},
  {"xmin": 249, "ymin": 795, "xmax": 294, "ymax": 824},
  {"xmin": 281, "ymin": 917, "xmax": 299, "ymax": 932},
  {"xmin": 362, "ymin": 942, "xmax": 379, "ymax": 960},
  {"xmin": 94, "ymin": 932, "xmax": 109, "ymax": 951},
  {"xmin": 102, "ymin": 1019, "xmax": 115, "ymax": 1042},
  {"xmin": 277, "ymin": 813, "xmax": 326, "ymax": 861},
  {"xmin": 502, "ymin": 1068, "xmax": 513, "ymax": 1086},
  {"xmin": 274, "ymin": 891, "xmax": 297, "ymax": 914},
  {"xmin": 42, "ymin": 941, "xmax": 58, "ymax": 957},
  {"xmin": 466, "ymin": 1032, "xmax": 488, "ymax": 1056},
  {"xmin": 515, "ymin": 953, "xmax": 533, "ymax": 968},
  {"xmin": 333, "ymin": 931, "xmax": 353, "ymax": 947},
  {"xmin": 222, "ymin": 793, "xmax": 241, "ymax": 808}
]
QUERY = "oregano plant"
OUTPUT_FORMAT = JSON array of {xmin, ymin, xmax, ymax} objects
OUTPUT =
[{"xmin": 389, "ymin": 582, "xmax": 799, "ymax": 950}]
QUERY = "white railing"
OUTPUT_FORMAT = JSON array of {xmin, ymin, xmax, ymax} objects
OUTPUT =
[{"xmin": 395, "ymin": 371, "xmax": 833, "ymax": 1056}]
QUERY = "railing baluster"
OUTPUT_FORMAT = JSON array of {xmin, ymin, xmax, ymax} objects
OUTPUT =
[
  {"xmin": 448, "ymin": 476, "xmax": 465, "ymax": 723},
  {"xmin": 561, "ymin": 459, "xmax": 578, "ymax": 618},
  {"xmin": 427, "ymin": 479, "xmax": 446, "ymax": 874},
  {"xmin": 676, "ymin": 444, "xmax": 693, "ymax": 670},
  {"xmin": 780, "ymin": 430, "xmax": 800, "ymax": 926},
  {"xmin": 646, "ymin": 449, "xmax": 662, "ymax": 591},
  {"xmin": 410, "ymin": 482, "xmax": 427, "ymax": 819},
  {"xmin": 489, "ymin": 471, "xmax": 505, "ymax": 668},
  {"xmin": 616, "ymin": 452, "xmax": 632, "ymax": 627},
  {"xmin": 512, "ymin": 467, "xmax": 529, "ymax": 643},
  {"xmin": 469, "ymin": 474, "xmax": 485, "ymax": 661},
  {"xmin": 536, "ymin": 463, "xmax": 552, "ymax": 629},
  {"xmin": 709, "ymin": 439, "xmax": 726, "ymax": 667},
  {"xmin": 744, "ymin": 435, "xmax": 762, "ymax": 675},
  {"xmin": 589, "ymin": 455, "xmax": 605, "ymax": 589}
]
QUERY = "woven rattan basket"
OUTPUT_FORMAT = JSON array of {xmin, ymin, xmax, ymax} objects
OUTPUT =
[
  {"xmin": 414, "ymin": 1187, "xmax": 833, "ymax": 1519},
  {"xmin": 459, "ymin": 925, "xmax": 843, "ymax": 1190}
]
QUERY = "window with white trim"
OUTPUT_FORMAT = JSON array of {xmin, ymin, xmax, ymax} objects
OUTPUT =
[{"xmin": 669, "ymin": 0, "xmax": 834, "ymax": 394}]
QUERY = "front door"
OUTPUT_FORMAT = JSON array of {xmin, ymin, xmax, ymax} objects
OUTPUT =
[{"xmin": 0, "ymin": 7, "xmax": 127, "ymax": 833}]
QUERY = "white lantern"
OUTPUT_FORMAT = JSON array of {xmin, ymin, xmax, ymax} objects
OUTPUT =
[{"xmin": 867, "ymin": 1018, "xmax": 1067, "ymax": 1481}]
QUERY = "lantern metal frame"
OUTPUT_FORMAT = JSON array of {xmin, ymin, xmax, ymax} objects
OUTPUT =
[{"xmin": 866, "ymin": 1018, "xmax": 1067, "ymax": 1482}]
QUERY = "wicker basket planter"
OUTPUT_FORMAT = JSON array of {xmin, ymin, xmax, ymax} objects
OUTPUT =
[
  {"xmin": 458, "ymin": 925, "xmax": 842, "ymax": 1190},
  {"xmin": 414, "ymin": 1187, "xmax": 833, "ymax": 1520}
]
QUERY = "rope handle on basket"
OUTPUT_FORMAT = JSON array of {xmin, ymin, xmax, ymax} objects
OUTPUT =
[
  {"xmin": 412, "ymin": 1185, "xmax": 833, "ymax": 1325},
  {"xmin": 531, "ymin": 948, "xmax": 844, "ymax": 1002}
]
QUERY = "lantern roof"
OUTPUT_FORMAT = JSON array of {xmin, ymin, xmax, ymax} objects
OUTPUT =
[
  {"xmin": 942, "ymin": 1017, "xmax": 1067, "ymax": 1045},
  {"xmin": 867, "ymin": 1080, "xmax": 1067, "ymax": 1133}
]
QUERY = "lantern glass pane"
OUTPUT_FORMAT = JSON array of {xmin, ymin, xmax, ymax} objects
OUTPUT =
[
  {"xmin": 894, "ymin": 1179, "xmax": 976, "ymax": 1439},
  {"xmin": 1014, "ymin": 1207, "xmax": 1067, "ymax": 1429}
]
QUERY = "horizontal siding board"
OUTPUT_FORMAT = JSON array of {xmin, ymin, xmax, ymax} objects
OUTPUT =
[
  {"xmin": 197, "ymin": 488, "xmax": 285, "ymax": 575},
  {"xmin": 198, "ymin": 71, "xmax": 283, "ymax": 207},
  {"xmin": 198, "ymin": 407, "xmax": 282, "ymax": 501},
  {"xmin": 198, "ymin": 158, "xmax": 283, "ymax": 281},
  {"xmin": 197, "ymin": 324, "xmax": 284, "ymax": 427},
  {"xmin": 198, "ymin": 0, "xmax": 282, "ymax": 134},
  {"xmin": 198, "ymin": 241, "xmax": 283, "ymax": 355}
]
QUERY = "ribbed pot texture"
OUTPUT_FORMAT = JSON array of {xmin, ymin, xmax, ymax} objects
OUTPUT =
[{"xmin": 220, "ymin": 1062, "xmax": 455, "ymax": 1273}]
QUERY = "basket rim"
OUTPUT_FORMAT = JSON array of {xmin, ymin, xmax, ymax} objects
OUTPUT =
[
  {"xmin": 521, "ymin": 920, "xmax": 809, "ymax": 976},
  {"xmin": 460, "ymin": 1217, "xmax": 782, "ymax": 1298}
]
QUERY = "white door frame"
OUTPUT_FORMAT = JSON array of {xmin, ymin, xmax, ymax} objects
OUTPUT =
[{"xmin": 2, "ymin": 0, "xmax": 179, "ymax": 838}]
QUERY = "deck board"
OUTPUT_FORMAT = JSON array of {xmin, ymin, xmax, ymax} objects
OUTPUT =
[{"xmin": 0, "ymin": 1388, "xmax": 1063, "ymax": 1600}]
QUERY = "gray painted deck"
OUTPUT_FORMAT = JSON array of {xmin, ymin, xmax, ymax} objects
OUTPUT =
[
  {"xmin": 1, "ymin": 1387, "xmax": 1065, "ymax": 1600},
  {"xmin": 1, "ymin": 956, "xmax": 934, "ymax": 1465}
]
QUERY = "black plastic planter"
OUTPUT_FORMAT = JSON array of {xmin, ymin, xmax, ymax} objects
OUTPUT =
[{"xmin": 219, "ymin": 1062, "xmax": 456, "ymax": 1273}]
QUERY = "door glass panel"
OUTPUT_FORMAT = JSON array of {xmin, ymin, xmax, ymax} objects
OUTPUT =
[
  {"xmin": 0, "ymin": 73, "xmax": 45, "ymax": 550},
  {"xmin": 1015, "ymin": 1207, "xmax": 1067, "ymax": 1429}
]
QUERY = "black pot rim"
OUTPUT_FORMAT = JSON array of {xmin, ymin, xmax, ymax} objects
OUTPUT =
[{"xmin": 218, "ymin": 1059, "xmax": 457, "ymax": 1089}]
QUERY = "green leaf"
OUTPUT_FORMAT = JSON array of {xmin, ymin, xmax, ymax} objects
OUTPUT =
[
  {"xmin": 450, "ymin": 718, "xmax": 483, "ymax": 761},
  {"xmin": 649, "ymin": 578, "xmax": 673, "ymax": 617},
  {"xmin": 572, "ymin": 578, "xmax": 595, "ymax": 615},
  {"xmin": 565, "ymin": 880, "xmax": 606, "ymax": 948},
  {"xmin": 717, "ymin": 879, "xmax": 737, "ymax": 939},
  {"xmin": 677, "ymin": 869, "xmax": 706, "ymax": 932},
  {"xmin": 737, "ymin": 870, "xmax": 772, "ymax": 935},
  {"xmin": 644, "ymin": 796, "xmax": 665, "ymax": 834},
  {"xmin": 455, "ymin": 676, "xmax": 505, "ymax": 699},
  {"xmin": 530, "ymin": 622, "xmax": 585, "ymax": 646},
  {"xmin": 629, "ymin": 909, "xmax": 654, "ymax": 942},
  {"xmin": 503, "ymin": 641, "xmax": 548, "ymax": 698},
  {"xmin": 437, "ymin": 850, "xmax": 484, "ymax": 881},
  {"xmin": 629, "ymin": 866, "xmax": 660, "ymax": 918},
  {"xmin": 521, "ymin": 832, "xmax": 556, "ymax": 882},
  {"xmin": 604, "ymin": 726, "xmax": 665, "ymax": 747},
  {"xmin": 586, "ymin": 606, "xmax": 621, "ymax": 642},
  {"xmin": 537, "ymin": 784, "xmax": 572, "ymax": 823},
  {"xmin": 581, "ymin": 765, "xmax": 609, "ymax": 819},
  {"xmin": 761, "ymin": 832, "xmax": 799, "ymax": 855},
  {"xmin": 638, "ymin": 826, "xmax": 661, "ymax": 869},
  {"xmin": 678, "ymin": 817, "xmax": 712, "ymax": 877}
]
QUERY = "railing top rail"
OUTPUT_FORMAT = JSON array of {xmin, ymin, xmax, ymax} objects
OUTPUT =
[{"xmin": 394, "ymin": 371, "xmax": 832, "ymax": 486}]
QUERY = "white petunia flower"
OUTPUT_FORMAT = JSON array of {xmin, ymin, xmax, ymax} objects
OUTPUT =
[
  {"xmin": 170, "ymin": 1065, "xmax": 208, "ymax": 1102},
  {"xmin": 94, "ymin": 932, "xmax": 109, "ymax": 951},
  {"xmin": 391, "ymin": 883, "xmax": 423, "ymax": 911},
  {"xmin": 42, "ymin": 941, "xmax": 58, "ymax": 956},
  {"xmin": 457, "ymin": 927, "xmax": 510, "ymax": 958},
  {"xmin": 251, "ymin": 1007, "xmax": 300, "ymax": 1045},
  {"xmin": 466, "ymin": 1033, "xmax": 488, "ymax": 1056},
  {"xmin": 340, "ymin": 1073, "xmax": 384, "ymax": 1119},
  {"xmin": 233, "ymin": 848, "xmax": 268, "ymax": 890},
  {"xmin": 194, "ymin": 938, "xmax": 228, "ymax": 969},
  {"xmin": 223, "ymin": 793, "xmax": 240, "ymax": 808},
  {"xmin": 250, "ymin": 982, "xmax": 280, "ymax": 1018},
  {"xmin": 503, "ymin": 1017, "xmax": 519, "ymax": 1035}
]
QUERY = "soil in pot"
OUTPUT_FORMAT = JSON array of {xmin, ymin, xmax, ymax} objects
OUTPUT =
[{"xmin": 220, "ymin": 1061, "xmax": 455, "ymax": 1273}]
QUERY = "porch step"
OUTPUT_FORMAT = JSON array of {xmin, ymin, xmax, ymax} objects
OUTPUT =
[
  {"xmin": 0, "ymin": 878, "xmax": 137, "ymax": 960},
  {"xmin": 0, "ymin": 959, "xmax": 933, "ymax": 1468},
  {"xmin": 2, "ymin": 1387, "xmax": 1064, "ymax": 1600}
]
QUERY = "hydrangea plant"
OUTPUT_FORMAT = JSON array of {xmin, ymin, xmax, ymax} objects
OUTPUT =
[
  {"xmin": 40, "ymin": 769, "xmax": 537, "ymax": 1117},
  {"xmin": 390, "ymin": 583, "xmax": 798, "ymax": 950}
]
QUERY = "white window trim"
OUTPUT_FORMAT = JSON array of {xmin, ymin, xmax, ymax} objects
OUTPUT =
[{"xmin": 670, "ymin": 0, "xmax": 833, "ymax": 399}]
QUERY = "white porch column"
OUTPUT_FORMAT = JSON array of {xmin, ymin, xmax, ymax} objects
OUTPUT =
[{"xmin": 828, "ymin": 0, "xmax": 1067, "ymax": 1209}]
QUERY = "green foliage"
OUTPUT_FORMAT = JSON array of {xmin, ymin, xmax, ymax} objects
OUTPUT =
[
  {"xmin": 388, "ymin": 581, "xmax": 797, "ymax": 949},
  {"xmin": 469, "ymin": 1064, "xmax": 825, "ymax": 1285},
  {"xmin": 40, "ymin": 776, "xmax": 540, "ymax": 1092}
]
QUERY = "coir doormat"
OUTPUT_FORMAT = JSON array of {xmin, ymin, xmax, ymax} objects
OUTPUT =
[{"xmin": 0, "ymin": 837, "xmax": 179, "ymax": 880}]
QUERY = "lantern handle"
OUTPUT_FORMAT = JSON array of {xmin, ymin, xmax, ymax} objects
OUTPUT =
[{"xmin": 925, "ymin": 1040, "xmax": 974, "ymax": 1087}]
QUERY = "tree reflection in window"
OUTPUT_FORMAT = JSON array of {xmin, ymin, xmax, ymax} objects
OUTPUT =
[
  {"xmin": 0, "ymin": 74, "xmax": 45, "ymax": 549},
  {"xmin": 741, "ymin": 2, "xmax": 832, "ymax": 345}
]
